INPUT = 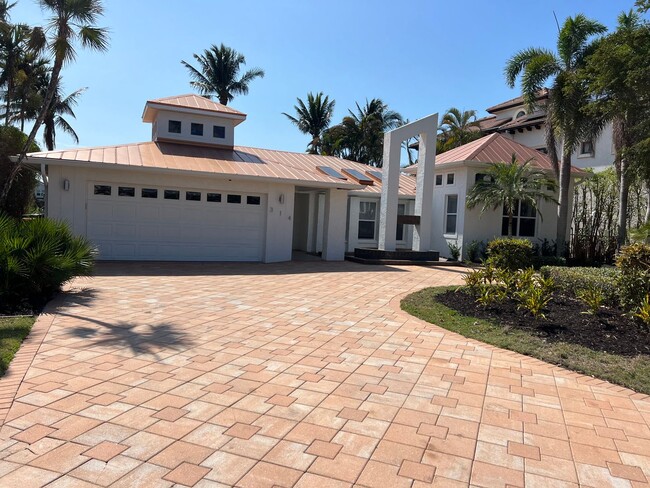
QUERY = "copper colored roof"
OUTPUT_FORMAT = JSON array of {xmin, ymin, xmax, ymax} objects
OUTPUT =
[
  {"xmin": 146, "ymin": 94, "xmax": 246, "ymax": 117},
  {"xmin": 486, "ymin": 89, "xmax": 549, "ymax": 114},
  {"xmin": 405, "ymin": 133, "xmax": 582, "ymax": 175},
  {"xmin": 496, "ymin": 112, "xmax": 546, "ymax": 131},
  {"xmin": 26, "ymin": 142, "xmax": 417, "ymax": 197}
]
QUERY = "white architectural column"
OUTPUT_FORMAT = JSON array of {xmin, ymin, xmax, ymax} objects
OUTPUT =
[
  {"xmin": 413, "ymin": 115, "xmax": 438, "ymax": 251},
  {"xmin": 322, "ymin": 188, "xmax": 348, "ymax": 261},
  {"xmin": 378, "ymin": 132, "xmax": 402, "ymax": 251},
  {"xmin": 378, "ymin": 114, "xmax": 438, "ymax": 252}
]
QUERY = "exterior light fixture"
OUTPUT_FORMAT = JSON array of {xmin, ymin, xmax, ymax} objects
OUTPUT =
[{"xmin": 63, "ymin": 179, "xmax": 70, "ymax": 191}]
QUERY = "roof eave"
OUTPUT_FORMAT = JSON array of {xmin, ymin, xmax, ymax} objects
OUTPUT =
[{"xmin": 142, "ymin": 102, "xmax": 247, "ymax": 125}]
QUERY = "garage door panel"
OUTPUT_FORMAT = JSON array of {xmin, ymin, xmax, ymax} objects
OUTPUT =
[{"xmin": 87, "ymin": 183, "xmax": 267, "ymax": 261}]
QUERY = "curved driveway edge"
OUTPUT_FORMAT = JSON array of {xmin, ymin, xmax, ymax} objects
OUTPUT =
[{"xmin": 0, "ymin": 261, "xmax": 649, "ymax": 488}]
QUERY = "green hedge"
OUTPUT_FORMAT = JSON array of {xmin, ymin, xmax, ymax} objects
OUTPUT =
[
  {"xmin": 616, "ymin": 243, "xmax": 650, "ymax": 312},
  {"xmin": 540, "ymin": 266, "xmax": 620, "ymax": 306},
  {"xmin": 486, "ymin": 238, "xmax": 533, "ymax": 271}
]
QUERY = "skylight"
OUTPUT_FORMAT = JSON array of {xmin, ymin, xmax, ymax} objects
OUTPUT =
[
  {"xmin": 317, "ymin": 166, "xmax": 347, "ymax": 180},
  {"xmin": 366, "ymin": 170, "xmax": 382, "ymax": 182},
  {"xmin": 342, "ymin": 168, "xmax": 374, "ymax": 185}
]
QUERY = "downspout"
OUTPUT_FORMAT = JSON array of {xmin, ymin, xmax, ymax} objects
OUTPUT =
[{"xmin": 40, "ymin": 161, "xmax": 48, "ymax": 217}]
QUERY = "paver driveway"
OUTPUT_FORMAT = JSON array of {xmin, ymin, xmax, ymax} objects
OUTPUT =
[{"xmin": 1, "ymin": 261, "xmax": 649, "ymax": 487}]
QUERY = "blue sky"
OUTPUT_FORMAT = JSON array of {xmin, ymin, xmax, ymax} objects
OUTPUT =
[{"xmin": 10, "ymin": 0, "xmax": 641, "ymax": 153}]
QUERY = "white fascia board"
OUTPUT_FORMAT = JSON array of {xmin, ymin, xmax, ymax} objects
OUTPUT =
[{"xmin": 142, "ymin": 103, "xmax": 247, "ymax": 125}]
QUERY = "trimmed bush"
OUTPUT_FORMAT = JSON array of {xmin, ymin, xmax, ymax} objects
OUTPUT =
[
  {"xmin": 532, "ymin": 256, "xmax": 566, "ymax": 269},
  {"xmin": 0, "ymin": 214, "xmax": 96, "ymax": 311},
  {"xmin": 616, "ymin": 243, "xmax": 650, "ymax": 312},
  {"xmin": 540, "ymin": 266, "xmax": 619, "ymax": 307},
  {"xmin": 486, "ymin": 238, "xmax": 533, "ymax": 271}
]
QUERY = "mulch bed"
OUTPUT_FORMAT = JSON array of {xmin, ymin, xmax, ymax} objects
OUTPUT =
[{"xmin": 436, "ymin": 289, "xmax": 650, "ymax": 356}]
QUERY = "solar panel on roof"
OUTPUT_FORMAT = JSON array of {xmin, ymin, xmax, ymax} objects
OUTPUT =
[
  {"xmin": 342, "ymin": 168, "xmax": 374, "ymax": 185},
  {"xmin": 366, "ymin": 170, "xmax": 382, "ymax": 182},
  {"xmin": 316, "ymin": 166, "xmax": 347, "ymax": 180}
]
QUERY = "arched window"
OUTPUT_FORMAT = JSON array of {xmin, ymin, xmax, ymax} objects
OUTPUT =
[{"xmin": 515, "ymin": 110, "xmax": 526, "ymax": 119}]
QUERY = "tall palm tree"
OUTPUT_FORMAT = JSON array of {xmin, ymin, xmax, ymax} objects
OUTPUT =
[
  {"xmin": 0, "ymin": 22, "xmax": 34, "ymax": 125},
  {"xmin": 40, "ymin": 76, "xmax": 85, "ymax": 150},
  {"xmin": 467, "ymin": 155, "xmax": 558, "ymax": 237},
  {"xmin": 439, "ymin": 107, "xmax": 481, "ymax": 149},
  {"xmin": 505, "ymin": 14, "xmax": 607, "ymax": 255},
  {"xmin": 182, "ymin": 44, "xmax": 264, "ymax": 106},
  {"xmin": 347, "ymin": 98, "xmax": 403, "ymax": 166},
  {"xmin": 283, "ymin": 92, "xmax": 335, "ymax": 154},
  {"xmin": 1, "ymin": 0, "xmax": 108, "ymax": 206}
]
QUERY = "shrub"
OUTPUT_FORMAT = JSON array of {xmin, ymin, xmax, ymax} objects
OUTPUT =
[
  {"xmin": 0, "ymin": 214, "xmax": 96, "ymax": 311},
  {"xmin": 447, "ymin": 241, "xmax": 460, "ymax": 261},
  {"xmin": 515, "ymin": 278, "xmax": 553, "ymax": 319},
  {"xmin": 577, "ymin": 285, "xmax": 605, "ymax": 314},
  {"xmin": 616, "ymin": 243, "xmax": 650, "ymax": 312},
  {"xmin": 540, "ymin": 266, "xmax": 619, "ymax": 307},
  {"xmin": 532, "ymin": 256, "xmax": 566, "ymax": 269},
  {"xmin": 634, "ymin": 295, "xmax": 650, "ymax": 329},
  {"xmin": 466, "ymin": 240, "xmax": 484, "ymax": 263},
  {"xmin": 486, "ymin": 238, "xmax": 533, "ymax": 271}
]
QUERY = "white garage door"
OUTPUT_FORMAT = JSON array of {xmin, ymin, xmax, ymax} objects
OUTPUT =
[{"xmin": 86, "ymin": 182, "xmax": 267, "ymax": 261}]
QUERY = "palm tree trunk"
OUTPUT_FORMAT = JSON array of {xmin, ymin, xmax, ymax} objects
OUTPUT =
[
  {"xmin": 645, "ymin": 178, "xmax": 650, "ymax": 225},
  {"xmin": 556, "ymin": 144, "xmax": 572, "ymax": 257},
  {"xmin": 508, "ymin": 212, "xmax": 514, "ymax": 238},
  {"xmin": 0, "ymin": 52, "xmax": 62, "ymax": 206},
  {"xmin": 617, "ymin": 157, "xmax": 630, "ymax": 248}
]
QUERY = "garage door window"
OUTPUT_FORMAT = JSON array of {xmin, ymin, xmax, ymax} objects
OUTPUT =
[
  {"xmin": 118, "ymin": 186, "xmax": 134, "ymax": 197},
  {"xmin": 247, "ymin": 196, "xmax": 261, "ymax": 205},
  {"xmin": 207, "ymin": 193, "xmax": 221, "ymax": 202},
  {"xmin": 94, "ymin": 185, "xmax": 111, "ymax": 196},
  {"xmin": 227, "ymin": 194, "xmax": 241, "ymax": 204},
  {"xmin": 186, "ymin": 191, "xmax": 201, "ymax": 201},
  {"xmin": 164, "ymin": 190, "xmax": 180, "ymax": 200},
  {"xmin": 142, "ymin": 188, "xmax": 158, "ymax": 198}
]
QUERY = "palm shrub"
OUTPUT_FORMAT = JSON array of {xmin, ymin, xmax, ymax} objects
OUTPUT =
[{"xmin": 0, "ymin": 214, "xmax": 96, "ymax": 310}]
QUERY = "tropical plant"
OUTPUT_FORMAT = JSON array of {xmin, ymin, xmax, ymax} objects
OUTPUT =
[
  {"xmin": 505, "ymin": 14, "xmax": 607, "ymax": 256},
  {"xmin": 577, "ymin": 285, "xmax": 605, "ymax": 314},
  {"xmin": 0, "ymin": 0, "xmax": 109, "ymax": 207},
  {"xmin": 515, "ymin": 278, "xmax": 553, "ymax": 319},
  {"xmin": 447, "ymin": 241, "xmax": 460, "ymax": 261},
  {"xmin": 466, "ymin": 155, "xmax": 558, "ymax": 237},
  {"xmin": 40, "ymin": 75, "xmax": 85, "ymax": 150},
  {"xmin": 322, "ymin": 98, "xmax": 403, "ymax": 166},
  {"xmin": 182, "ymin": 43, "xmax": 264, "ymax": 106},
  {"xmin": 283, "ymin": 92, "xmax": 335, "ymax": 154},
  {"xmin": 438, "ymin": 107, "xmax": 482, "ymax": 151},
  {"xmin": 0, "ymin": 213, "xmax": 96, "ymax": 310},
  {"xmin": 583, "ymin": 11, "xmax": 650, "ymax": 247},
  {"xmin": 634, "ymin": 294, "xmax": 650, "ymax": 328},
  {"xmin": 0, "ymin": 125, "xmax": 39, "ymax": 217}
]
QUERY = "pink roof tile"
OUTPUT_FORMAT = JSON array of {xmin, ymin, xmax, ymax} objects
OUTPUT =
[{"xmin": 147, "ymin": 94, "xmax": 246, "ymax": 117}]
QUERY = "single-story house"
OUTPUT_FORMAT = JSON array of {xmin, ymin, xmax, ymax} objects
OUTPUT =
[
  {"xmin": 25, "ymin": 94, "xmax": 582, "ymax": 262},
  {"xmin": 25, "ymin": 94, "xmax": 418, "ymax": 262},
  {"xmin": 402, "ymin": 133, "xmax": 582, "ymax": 259}
]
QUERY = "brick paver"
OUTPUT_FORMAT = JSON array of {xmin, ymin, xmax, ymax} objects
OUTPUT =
[{"xmin": 1, "ymin": 260, "xmax": 649, "ymax": 487}]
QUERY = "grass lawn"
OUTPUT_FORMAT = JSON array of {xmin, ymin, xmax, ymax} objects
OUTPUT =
[
  {"xmin": 402, "ymin": 286, "xmax": 650, "ymax": 395},
  {"xmin": 0, "ymin": 316, "xmax": 36, "ymax": 376}
]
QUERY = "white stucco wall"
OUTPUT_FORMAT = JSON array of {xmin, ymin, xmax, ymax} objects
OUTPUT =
[
  {"xmin": 152, "ymin": 109, "xmax": 237, "ymax": 147},
  {"xmin": 45, "ymin": 165, "xmax": 295, "ymax": 263},
  {"xmin": 431, "ymin": 167, "xmax": 467, "ymax": 258}
]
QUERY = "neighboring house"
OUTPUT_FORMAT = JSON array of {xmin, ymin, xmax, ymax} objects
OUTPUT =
[
  {"xmin": 403, "ymin": 133, "xmax": 583, "ymax": 259},
  {"xmin": 24, "ymin": 94, "xmax": 417, "ymax": 262},
  {"xmin": 477, "ymin": 89, "xmax": 614, "ymax": 171}
]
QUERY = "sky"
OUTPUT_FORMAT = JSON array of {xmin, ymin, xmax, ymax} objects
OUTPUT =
[{"xmin": 9, "ymin": 0, "xmax": 642, "ymax": 154}]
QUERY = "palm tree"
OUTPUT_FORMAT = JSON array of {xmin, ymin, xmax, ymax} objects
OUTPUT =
[
  {"xmin": 1, "ymin": 0, "xmax": 109, "ymax": 206},
  {"xmin": 466, "ymin": 155, "xmax": 558, "ymax": 238},
  {"xmin": 439, "ymin": 107, "xmax": 481, "ymax": 149},
  {"xmin": 182, "ymin": 44, "xmax": 264, "ymax": 106},
  {"xmin": 505, "ymin": 14, "xmax": 607, "ymax": 255},
  {"xmin": 40, "ymin": 76, "xmax": 85, "ymax": 150},
  {"xmin": 283, "ymin": 92, "xmax": 335, "ymax": 154},
  {"xmin": 0, "ymin": 22, "xmax": 34, "ymax": 125}
]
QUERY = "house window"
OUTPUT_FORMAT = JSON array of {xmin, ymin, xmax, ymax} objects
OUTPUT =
[
  {"xmin": 358, "ymin": 201, "xmax": 377, "ymax": 240},
  {"xmin": 141, "ymin": 188, "xmax": 158, "ymax": 198},
  {"xmin": 580, "ymin": 140, "xmax": 594, "ymax": 156},
  {"xmin": 164, "ymin": 190, "xmax": 180, "ymax": 200},
  {"xmin": 447, "ymin": 173, "xmax": 455, "ymax": 185},
  {"xmin": 502, "ymin": 200, "xmax": 536, "ymax": 237},
  {"xmin": 118, "ymin": 186, "xmax": 135, "ymax": 197},
  {"xmin": 435, "ymin": 174, "xmax": 443, "ymax": 186},
  {"xmin": 396, "ymin": 203, "xmax": 405, "ymax": 241},
  {"xmin": 168, "ymin": 120, "xmax": 181, "ymax": 134},
  {"xmin": 93, "ymin": 185, "xmax": 111, "ymax": 196},
  {"xmin": 191, "ymin": 123, "xmax": 204, "ymax": 136},
  {"xmin": 445, "ymin": 195, "xmax": 458, "ymax": 235},
  {"xmin": 186, "ymin": 191, "xmax": 201, "ymax": 201},
  {"xmin": 227, "ymin": 194, "xmax": 241, "ymax": 204},
  {"xmin": 515, "ymin": 110, "xmax": 526, "ymax": 119},
  {"xmin": 536, "ymin": 147, "xmax": 548, "ymax": 154},
  {"xmin": 247, "ymin": 196, "xmax": 261, "ymax": 205},
  {"xmin": 207, "ymin": 193, "xmax": 221, "ymax": 202},
  {"xmin": 213, "ymin": 125, "xmax": 226, "ymax": 139}
]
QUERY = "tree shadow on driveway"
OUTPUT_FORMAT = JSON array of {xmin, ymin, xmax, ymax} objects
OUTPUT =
[{"xmin": 59, "ymin": 312, "xmax": 194, "ymax": 358}]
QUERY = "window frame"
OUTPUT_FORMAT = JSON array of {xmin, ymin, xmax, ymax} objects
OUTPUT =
[
  {"xmin": 579, "ymin": 140, "xmax": 595, "ymax": 157},
  {"xmin": 190, "ymin": 123, "xmax": 204, "ymax": 136},
  {"xmin": 501, "ymin": 200, "xmax": 537, "ymax": 237},
  {"xmin": 213, "ymin": 125, "xmax": 226, "ymax": 139},
  {"xmin": 444, "ymin": 194, "xmax": 458, "ymax": 236},
  {"xmin": 435, "ymin": 174, "xmax": 443, "ymax": 186},
  {"xmin": 446, "ymin": 173, "xmax": 455, "ymax": 185},
  {"xmin": 358, "ymin": 200, "xmax": 378, "ymax": 240},
  {"xmin": 168, "ymin": 120, "xmax": 182, "ymax": 134}
]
